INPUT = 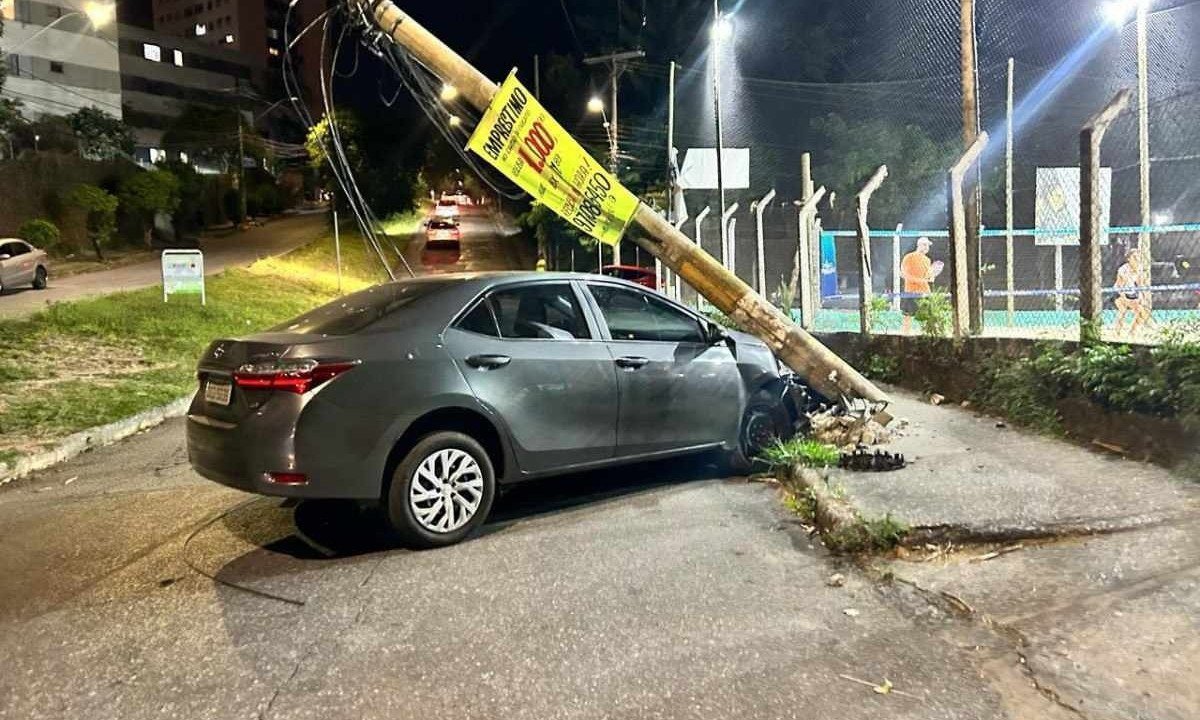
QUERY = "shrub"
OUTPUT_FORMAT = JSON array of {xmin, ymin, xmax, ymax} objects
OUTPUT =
[
  {"xmin": 18, "ymin": 219, "xmax": 60, "ymax": 251},
  {"xmin": 915, "ymin": 290, "xmax": 953, "ymax": 337},
  {"xmin": 67, "ymin": 184, "xmax": 119, "ymax": 261}
]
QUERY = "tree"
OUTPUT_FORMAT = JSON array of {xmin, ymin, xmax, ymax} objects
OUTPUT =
[
  {"xmin": 118, "ymin": 170, "xmax": 181, "ymax": 247},
  {"xmin": 809, "ymin": 113, "xmax": 957, "ymax": 229},
  {"xmin": 66, "ymin": 106, "xmax": 134, "ymax": 159},
  {"xmin": 67, "ymin": 184, "xmax": 119, "ymax": 261},
  {"xmin": 0, "ymin": 16, "xmax": 23, "ymax": 159},
  {"xmin": 18, "ymin": 219, "xmax": 60, "ymax": 250},
  {"xmin": 163, "ymin": 104, "xmax": 260, "ymax": 170},
  {"xmin": 306, "ymin": 108, "xmax": 422, "ymax": 217}
]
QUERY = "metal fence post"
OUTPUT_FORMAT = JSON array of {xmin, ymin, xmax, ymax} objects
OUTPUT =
[
  {"xmin": 947, "ymin": 133, "xmax": 989, "ymax": 338},
  {"xmin": 792, "ymin": 186, "xmax": 827, "ymax": 330},
  {"xmin": 721, "ymin": 203, "xmax": 739, "ymax": 273},
  {"xmin": 754, "ymin": 188, "xmax": 777, "ymax": 296},
  {"xmin": 891, "ymin": 223, "xmax": 904, "ymax": 312},
  {"xmin": 856, "ymin": 166, "xmax": 889, "ymax": 335},
  {"xmin": 1080, "ymin": 89, "xmax": 1132, "ymax": 342}
]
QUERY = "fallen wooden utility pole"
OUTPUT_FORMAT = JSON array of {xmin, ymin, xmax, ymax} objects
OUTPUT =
[{"xmin": 351, "ymin": 0, "xmax": 889, "ymax": 411}]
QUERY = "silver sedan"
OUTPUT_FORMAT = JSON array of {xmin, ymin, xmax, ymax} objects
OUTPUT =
[{"xmin": 0, "ymin": 238, "xmax": 49, "ymax": 294}]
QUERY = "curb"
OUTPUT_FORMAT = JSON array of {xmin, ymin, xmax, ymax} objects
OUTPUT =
[
  {"xmin": 0, "ymin": 395, "xmax": 191, "ymax": 487},
  {"xmin": 778, "ymin": 463, "xmax": 909, "ymax": 554}
]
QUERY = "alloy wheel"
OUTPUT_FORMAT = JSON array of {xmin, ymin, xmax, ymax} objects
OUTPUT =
[{"xmin": 409, "ymin": 448, "xmax": 485, "ymax": 534}]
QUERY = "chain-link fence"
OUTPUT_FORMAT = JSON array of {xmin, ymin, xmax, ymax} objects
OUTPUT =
[{"xmin": 648, "ymin": 0, "xmax": 1199, "ymax": 344}]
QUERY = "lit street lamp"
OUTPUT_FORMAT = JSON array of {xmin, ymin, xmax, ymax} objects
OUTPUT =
[
  {"xmin": 440, "ymin": 83, "xmax": 459, "ymax": 102},
  {"xmin": 587, "ymin": 96, "xmax": 618, "ymax": 175},
  {"xmin": 586, "ymin": 96, "xmax": 605, "ymax": 114},
  {"xmin": 2, "ymin": 2, "xmax": 114, "ymax": 54}
]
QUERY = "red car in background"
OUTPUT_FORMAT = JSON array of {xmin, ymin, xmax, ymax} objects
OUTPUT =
[{"xmin": 602, "ymin": 265, "xmax": 659, "ymax": 291}]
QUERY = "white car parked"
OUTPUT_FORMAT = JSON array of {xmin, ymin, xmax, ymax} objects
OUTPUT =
[{"xmin": 0, "ymin": 239, "xmax": 49, "ymax": 294}]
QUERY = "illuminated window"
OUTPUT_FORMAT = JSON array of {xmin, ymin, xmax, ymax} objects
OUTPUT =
[
  {"xmin": 149, "ymin": 148, "xmax": 166, "ymax": 163},
  {"xmin": 267, "ymin": 47, "xmax": 279, "ymax": 57},
  {"xmin": 173, "ymin": 49, "xmax": 184, "ymax": 66},
  {"xmin": 143, "ymin": 43, "xmax": 162, "ymax": 62},
  {"xmin": 267, "ymin": 28, "xmax": 279, "ymax": 40},
  {"xmin": 179, "ymin": 151, "xmax": 189, "ymax": 164},
  {"xmin": 194, "ymin": 22, "xmax": 207, "ymax": 36},
  {"xmin": 223, "ymin": 33, "xmax": 234, "ymax": 44}
]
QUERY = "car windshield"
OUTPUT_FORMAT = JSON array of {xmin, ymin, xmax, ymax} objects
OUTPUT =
[
  {"xmin": 272, "ymin": 281, "xmax": 451, "ymax": 335},
  {"xmin": 438, "ymin": 200, "xmax": 456, "ymax": 206}
]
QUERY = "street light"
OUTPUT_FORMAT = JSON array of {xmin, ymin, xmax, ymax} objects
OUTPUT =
[
  {"xmin": 711, "ymin": 14, "xmax": 734, "ymax": 42},
  {"xmin": 586, "ymin": 96, "xmax": 605, "ymax": 114},
  {"xmin": 3, "ymin": 2, "xmax": 115, "ymax": 54},
  {"xmin": 448, "ymin": 115, "xmax": 462, "ymax": 128},
  {"xmin": 1100, "ymin": 0, "xmax": 1147, "ymax": 26},
  {"xmin": 440, "ymin": 83, "xmax": 459, "ymax": 102}
]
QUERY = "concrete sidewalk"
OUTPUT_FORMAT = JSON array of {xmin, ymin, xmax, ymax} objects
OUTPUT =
[{"xmin": 830, "ymin": 391, "xmax": 1200, "ymax": 720}]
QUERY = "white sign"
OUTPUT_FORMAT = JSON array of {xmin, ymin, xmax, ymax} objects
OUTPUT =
[
  {"xmin": 678, "ymin": 148, "xmax": 751, "ymax": 190},
  {"xmin": 1035, "ymin": 167, "xmax": 1111, "ymax": 246},
  {"xmin": 162, "ymin": 249, "xmax": 206, "ymax": 305}
]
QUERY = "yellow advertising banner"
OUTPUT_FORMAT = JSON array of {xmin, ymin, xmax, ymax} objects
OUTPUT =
[{"xmin": 467, "ymin": 73, "xmax": 640, "ymax": 247}]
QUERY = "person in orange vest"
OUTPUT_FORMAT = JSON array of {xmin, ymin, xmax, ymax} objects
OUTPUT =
[{"xmin": 899, "ymin": 237, "xmax": 943, "ymax": 335}]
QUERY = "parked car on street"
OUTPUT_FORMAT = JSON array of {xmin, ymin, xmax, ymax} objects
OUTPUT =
[
  {"xmin": 0, "ymin": 239, "xmax": 49, "ymax": 294},
  {"xmin": 434, "ymin": 199, "xmax": 460, "ymax": 219},
  {"xmin": 602, "ymin": 264, "xmax": 659, "ymax": 291},
  {"xmin": 187, "ymin": 273, "xmax": 814, "ymax": 548},
  {"xmin": 425, "ymin": 218, "xmax": 462, "ymax": 250}
]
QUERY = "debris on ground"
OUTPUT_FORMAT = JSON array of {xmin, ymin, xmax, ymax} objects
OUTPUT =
[
  {"xmin": 809, "ymin": 411, "xmax": 895, "ymax": 451},
  {"xmin": 929, "ymin": 394, "xmax": 946, "ymax": 406},
  {"xmin": 826, "ymin": 573, "xmax": 846, "ymax": 588},
  {"xmin": 969, "ymin": 544, "xmax": 1024, "ymax": 563},
  {"xmin": 838, "ymin": 674, "xmax": 921, "ymax": 700},
  {"xmin": 842, "ymin": 608, "xmax": 861, "ymax": 618},
  {"xmin": 1092, "ymin": 440, "xmax": 1127, "ymax": 455},
  {"xmin": 838, "ymin": 446, "xmax": 907, "ymax": 472}
]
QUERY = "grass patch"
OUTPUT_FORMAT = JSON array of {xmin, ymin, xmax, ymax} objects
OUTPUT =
[
  {"xmin": 759, "ymin": 438, "xmax": 841, "ymax": 469},
  {"xmin": 824, "ymin": 513, "xmax": 910, "ymax": 554},
  {"xmin": 782, "ymin": 487, "xmax": 818, "ymax": 523},
  {"xmin": 0, "ymin": 230, "xmax": 385, "ymax": 457},
  {"xmin": 0, "ymin": 448, "xmax": 21, "ymax": 468},
  {"xmin": 377, "ymin": 209, "xmax": 425, "ymax": 237}
]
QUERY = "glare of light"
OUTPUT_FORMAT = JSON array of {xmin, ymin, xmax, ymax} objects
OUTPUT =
[
  {"xmin": 448, "ymin": 115, "xmax": 462, "ymax": 128},
  {"xmin": 440, "ymin": 83, "xmax": 459, "ymax": 102},
  {"xmin": 587, "ymin": 96, "xmax": 604, "ymax": 114},
  {"xmin": 1100, "ymin": 0, "xmax": 1147, "ymax": 27},
  {"xmin": 711, "ymin": 15, "xmax": 734, "ymax": 43},
  {"xmin": 1153, "ymin": 212, "xmax": 1172, "ymax": 226},
  {"xmin": 83, "ymin": 1, "xmax": 115, "ymax": 27}
]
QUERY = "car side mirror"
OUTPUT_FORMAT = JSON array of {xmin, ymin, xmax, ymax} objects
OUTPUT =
[
  {"xmin": 707, "ymin": 322, "xmax": 730, "ymax": 346},
  {"xmin": 0, "ymin": 254, "xmax": 10, "ymax": 261}
]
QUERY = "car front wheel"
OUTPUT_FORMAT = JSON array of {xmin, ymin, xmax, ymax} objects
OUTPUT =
[
  {"xmin": 32, "ymin": 266, "xmax": 47, "ymax": 290},
  {"xmin": 385, "ymin": 431, "xmax": 496, "ymax": 548}
]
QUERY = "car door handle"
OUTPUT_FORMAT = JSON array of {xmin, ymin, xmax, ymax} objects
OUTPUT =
[
  {"xmin": 615, "ymin": 356, "xmax": 651, "ymax": 370},
  {"xmin": 466, "ymin": 354, "xmax": 512, "ymax": 370}
]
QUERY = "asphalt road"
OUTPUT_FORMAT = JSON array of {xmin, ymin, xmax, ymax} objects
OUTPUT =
[
  {"xmin": 0, "ymin": 213, "xmax": 328, "ymax": 320},
  {"xmin": 0, "ymin": 420, "xmax": 1017, "ymax": 720},
  {"xmin": 404, "ymin": 205, "xmax": 535, "ymax": 276}
]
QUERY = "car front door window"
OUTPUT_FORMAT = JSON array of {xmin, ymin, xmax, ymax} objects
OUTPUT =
[{"xmin": 589, "ymin": 285, "xmax": 705, "ymax": 344}]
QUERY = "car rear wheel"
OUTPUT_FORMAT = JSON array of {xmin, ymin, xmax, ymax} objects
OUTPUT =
[
  {"xmin": 32, "ymin": 266, "xmax": 47, "ymax": 290},
  {"xmin": 385, "ymin": 431, "xmax": 495, "ymax": 548}
]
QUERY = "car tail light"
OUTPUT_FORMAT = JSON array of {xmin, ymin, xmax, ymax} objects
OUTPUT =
[
  {"xmin": 266, "ymin": 472, "xmax": 308, "ymax": 486},
  {"xmin": 233, "ymin": 359, "xmax": 359, "ymax": 394}
]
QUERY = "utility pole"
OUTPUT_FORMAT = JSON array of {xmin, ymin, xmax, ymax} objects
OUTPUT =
[
  {"xmin": 712, "ymin": 0, "xmax": 729, "ymax": 278},
  {"xmin": 667, "ymin": 59, "xmax": 677, "ymax": 298},
  {"xmin": 1006, "ymin": 57, "xmax": 1016, "ymax": 327},
  {"xmin": 237, "ymin": 112, "xmax": 248, "ymax": 223},
  {"xmin": 355, "ymin": 0, "xmax": 890, "ymax": 409},
  {"xmin": 584, "ymin": 49, "xmax": 645, "ymax": 175},
  {"xmin": 960, "ymin": 0, "xmax": 983, "ymax": 334},
  {"xmin": 533, "ymin": 54, "xmax": 540, "ymax": 100},
  {"xmin": 1136, "ymin": 2, "xmax": 1152, "ymax": 307}
]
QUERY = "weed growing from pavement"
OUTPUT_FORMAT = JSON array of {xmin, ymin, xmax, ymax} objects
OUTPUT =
[
  {"xmin": 824, "ymin": 513, "xmax": 910, "ymax": 554},
  {"xmin": 0, "ymin": 231, "xmax": 387, "ymax": 457},
  {"xmin": 782, "ymin": 488, "xmax": 818, "ymax": 523},
  {"xmin": 759, "ymin": 438, "xmax": 840, "ymax": 469}
]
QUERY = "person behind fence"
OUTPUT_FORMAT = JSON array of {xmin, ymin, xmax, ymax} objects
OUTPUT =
[
  {"xmin": 1114, "ymin": 248, "xmax": 1153, "ymax": 336},
  {"xmin": 900, "ymin": 237, "xmax": 940, "ymax": 334}
]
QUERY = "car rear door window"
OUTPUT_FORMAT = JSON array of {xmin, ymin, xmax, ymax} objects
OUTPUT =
[
  {"xmin": 489, "ymin": 284, "xmax": 589, "ymax": 340},
  {"xmin": 456, "ymin": 300, "xmax": 500, "ymax": 337},
  {"xmin": 589, "ymin": 285, "xmax": 705, "ymax": 343}
]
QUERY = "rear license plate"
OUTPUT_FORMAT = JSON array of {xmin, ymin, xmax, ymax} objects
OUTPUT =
[{"xmin": 204, "ymin": 379, "xmax": 232, "ymax": 406}]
